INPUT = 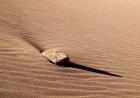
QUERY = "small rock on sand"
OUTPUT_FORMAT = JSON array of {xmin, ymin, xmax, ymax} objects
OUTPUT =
[{"xmin": 41, "ymin": 49, "xmax": 69, "ymax": 64}]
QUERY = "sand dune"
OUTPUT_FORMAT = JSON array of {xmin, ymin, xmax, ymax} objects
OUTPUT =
[{"xmin": 0, "ymin": 0, "xmax": 140, "ymax": 98}]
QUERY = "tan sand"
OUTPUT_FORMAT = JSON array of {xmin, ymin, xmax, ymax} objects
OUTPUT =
[{"xmin": 0, "ymin": 0, "xmax": 140, "ymax": 98}]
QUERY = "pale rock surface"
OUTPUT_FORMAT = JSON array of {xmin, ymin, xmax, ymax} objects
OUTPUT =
[{"xmin": 41, "ymin": 49, "xmax": 69, "ymax": 64}]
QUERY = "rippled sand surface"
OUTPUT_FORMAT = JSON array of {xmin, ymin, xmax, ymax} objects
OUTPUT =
[{"xmin": 0, "ymin": 0, "xmax": 140, "ymax": 98}]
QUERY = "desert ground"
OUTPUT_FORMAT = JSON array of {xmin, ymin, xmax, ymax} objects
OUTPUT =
[{"xmin": 0, "ymin": 0, "xmax": 140, "ymax": 98}]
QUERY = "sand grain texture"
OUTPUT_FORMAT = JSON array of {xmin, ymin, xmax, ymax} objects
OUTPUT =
[{"xmin": 0, "ymin": 0, "xmax": 140, "ymax": 98}]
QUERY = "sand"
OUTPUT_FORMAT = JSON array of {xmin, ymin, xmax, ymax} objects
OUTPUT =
[{"xmin": 0, "ymin": 0, "xmax": 140, "ymax": 98}]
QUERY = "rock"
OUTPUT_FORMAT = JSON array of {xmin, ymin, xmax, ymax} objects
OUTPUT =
[{"xmin": 41, "ymin": 49, "xmax": 69, "ymax": 64}]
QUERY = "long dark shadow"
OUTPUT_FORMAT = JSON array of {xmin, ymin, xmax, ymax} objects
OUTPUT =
[{"xmin": 57, "ymin": 61, "xmax": 122, "ymax": 77}]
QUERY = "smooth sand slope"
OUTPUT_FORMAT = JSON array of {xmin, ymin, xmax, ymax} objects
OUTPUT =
[{"xmin": 0, "ymin": 0, "xmax": 140, "ymax": 98}]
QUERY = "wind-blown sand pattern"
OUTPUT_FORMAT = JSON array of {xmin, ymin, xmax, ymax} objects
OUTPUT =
[{"xmin": 0, "ymin": 0, "xmax": 140, "ymax": 98}]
